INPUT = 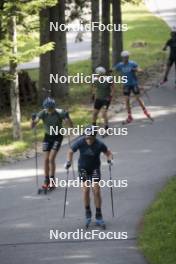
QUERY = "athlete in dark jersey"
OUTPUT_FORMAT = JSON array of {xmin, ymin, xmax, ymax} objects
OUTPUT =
[
  {"xmin": 161, "ymin": 29, "xmax": 176, "ymax": 84},
  {"xmin": 31, "ymin": 97, "xmax": 73, "ymax": 188},
  {"xmin": 65, "ymin": 126, "xmax": 113, "ymax": 226},
  {"xmin": 92, "ymin": 66, "xmax": 115, "ymax": 131}
]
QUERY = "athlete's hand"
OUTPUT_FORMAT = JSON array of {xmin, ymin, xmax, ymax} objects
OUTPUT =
[
  {"xmin": 64, "ymin": 161, "xmax": 72, "ymax": 170},
  {"xmin": 107, "ymin": 159, "xmax": 113, "ymax": 166},
  {"xmin": 91, "ymin": 94, "xmax": 95, "ymax": 102}
]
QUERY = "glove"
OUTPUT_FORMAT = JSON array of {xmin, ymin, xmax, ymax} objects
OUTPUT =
[
  {"xmin": 31, "ymin": 113, "xmax": 37, "ymax": 121},
  {"xmin": 64, "ymin": 161, "xmax": 72, "ymax": 170},
  {"xmin": 107, "ymin": 159, "xmax": 113, "ymax": 166},
  {"xmin": 91, "ymin": 94, "xmax": 95, "ymax": 102}
]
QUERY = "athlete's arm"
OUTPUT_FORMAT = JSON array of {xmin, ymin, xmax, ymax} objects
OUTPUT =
[
  {"xmin": 110, "ymin": 82, "xmax": 115, "ymax": 101},
  {"xmin": 163, "ymin": 40, "xmax": 170, "ymax": 51},
  {"xmin": 30, "ymin": 114, "xmax": 40, "ymax": 129},
  {"xmin": 63, "ymin": 111, "xmax": 74, "ymax": 128},
  {"xmin": 104, "ymin": 149, "xmax": 113, "ymax": 162},
  {"xmin": 66, "ymin": 148, "xmax": 74, "ymax": 163},
  {"xmin": 91, "ymin": 83, "xmax": 96, "ymax": 101}
]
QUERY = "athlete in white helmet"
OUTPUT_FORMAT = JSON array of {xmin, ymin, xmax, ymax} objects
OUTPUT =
[
  {"xmin": 113, "ymin": 51, "xmax": 153, "ymax": 124},
  {"xmin": 92, "ymin": 66, "xmax": 115, "ymax": 133}
]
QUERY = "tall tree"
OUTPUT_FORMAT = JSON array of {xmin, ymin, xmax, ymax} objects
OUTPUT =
[
  {"xmin": 112, "ymin": 0, "xmax": 123, "ymax": 65},
  {"xmin": 0, "ymin": 0, "xmax": 56, "ymax": 140},
  {"xmin": 40, "ymin": 0, "xmax": 68, "ymax": 99},
  {"xmin": 100, "ymin": 0, "xmax": 110, "ymax": 70},
  {"xmin": 8, "ymin": 15, "xmax": 21, "ymax": 139},
  {"xmin": 91, "ymin": 0, "xmax": 100, "ymax": 72}
]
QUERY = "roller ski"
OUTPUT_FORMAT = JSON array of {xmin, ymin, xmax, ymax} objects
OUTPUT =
[
  {"xmin": 95, "ymin": 218, "xmax": 106, "ymax": 229},
  {"xmin": 38, "ymin": 177, "xmax": 56, "ymax": 195}
]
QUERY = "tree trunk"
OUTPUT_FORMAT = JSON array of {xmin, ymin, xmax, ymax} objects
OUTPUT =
[
  {"xmin": 50, "ymin": 0, "xmax": 68, "ymax": 98},
  {"xmin": 39, "ymin": 8, "xmax": 51, "ymax": 100},
  {"xmin": 39, "ymin": 0, "xmax": 68, "ymax": 100},
  {"xmin": 100, "ymin": 0, "xmax": 110, "ymax": 70},
  {"xmin": 91, "ymin": 0, "xmax": 100, "ymax": 72},
  {"xmin": 112, "ymin": 0, "xmax": 123, "ymax": 65},
  {"xmin": 9, "ymin": 16, "xmax": 22, "ymax": 140}
]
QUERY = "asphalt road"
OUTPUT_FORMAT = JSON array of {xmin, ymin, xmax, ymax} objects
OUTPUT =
[{"xmin": 0, "ymin": 74, "xmax": 176, "ymax": 263}]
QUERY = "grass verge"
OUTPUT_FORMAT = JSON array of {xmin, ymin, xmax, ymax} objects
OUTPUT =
[{"xmin": 139, "ymin": 177, "xmax": 176, "ymax": 264}]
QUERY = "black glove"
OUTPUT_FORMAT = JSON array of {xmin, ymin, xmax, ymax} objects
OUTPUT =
[
  {"xmin": 91, "ymin": 94, "xmax": 95, "ymax": 102},
  {"xmin": 31, "ymin": 113, "xmax": 37, "ymax": 121},
  {"xmin": 107, "ymin": 159, "xmax": 113, "ymax": 166},
  {"xmin": 64, "ymin": 161, "xmax": 72, "ymax": 170}
]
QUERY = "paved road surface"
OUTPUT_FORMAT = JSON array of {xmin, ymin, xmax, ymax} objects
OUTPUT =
[{"xmin": 0, "ymin": 71, "xmax": 176, "ymax": 263}]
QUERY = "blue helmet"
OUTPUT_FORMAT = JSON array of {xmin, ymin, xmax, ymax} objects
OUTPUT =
[{"xmin": 42, "ymin": 97, "xmax": 56, "ymax": 109}]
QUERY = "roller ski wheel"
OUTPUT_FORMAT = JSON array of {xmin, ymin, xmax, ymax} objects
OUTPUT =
[
  {"xmin": 122, "ymin": 116, "xmax": 133, "ymax": 125},
  {"xmin": 85, "ymin": 218, "xmax": 91, "ymax": 229},
  {"xmin": 95, "ymin": 219, "xmax": 106, "ymax": 229}
]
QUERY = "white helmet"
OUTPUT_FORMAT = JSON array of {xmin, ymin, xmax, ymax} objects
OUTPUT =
[
  {"xmin": 95, "ymin": 66, "xmax": 106, "ymax": 74},
  {"xmin": 121, "ymin": 50, "xmax": 130, "ymax": 57}
]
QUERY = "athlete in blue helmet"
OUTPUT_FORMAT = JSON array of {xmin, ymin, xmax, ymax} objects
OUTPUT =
[{"xmin": 31, "ymin": 97, "xmax": 73, "ymax": 189}]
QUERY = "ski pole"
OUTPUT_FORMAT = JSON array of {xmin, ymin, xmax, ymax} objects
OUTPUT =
[
  {"xmin": 109, "ymin": 163, "xmax": 115, "ymax": 217},
  {"xmin": 63, "ymin": 169, "xmax": 69, "ymax": 218},
  {"xmin": 32, "ymin": 114, "xmax": 39, "ymax": 191},
  {"xmin": 68, "ymin": 135, "xmax": 76, "ymax": 180}
]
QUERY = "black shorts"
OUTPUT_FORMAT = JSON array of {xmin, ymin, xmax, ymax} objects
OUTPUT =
[
  {"xmin": 79, "ymin": 168, "xmax": 101, "ymax": 182},
  {"xmin": 42, "ymin": 134, "xmax": 63, "ymax": 152},
  {"xmin": 167, "ymin": 57, "xmax": 176, "ymax": 67},
  {"xmin": 123, "ymin": 85, "xmax": 140, "ymax": 96},
  {"xmin": 94, "ymin": 99, "xmax": 111, "ymax": 110}
]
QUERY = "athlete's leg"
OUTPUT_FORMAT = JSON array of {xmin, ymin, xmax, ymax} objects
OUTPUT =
[
  {"xmin": 44, "ymin": 151, "xmax": 50, "ymax": 178},
  {"xmin": 48, "ymin": 149, "xmax": 58, "ymax": 178},
  {"xmin": 92, "ymin": 182, "xmax": 102, "ymax": 209},
  {"xmin": 92, "ymin": 108, "xmax": 99, "ymax": 125},
  {"xmin": 135, "ymin": 95, "xmax": 153, "ymax": 120},
  {"xmin": 162, "ymin": 59, "xmax": 173, "ymax": 83},
  {"xmin": 82, "ymin": 182, "xmax": 91, "ymax": 208},
  {"xmin": 101, "ymin": 108, "xmax": 108, "ymax": 129}
]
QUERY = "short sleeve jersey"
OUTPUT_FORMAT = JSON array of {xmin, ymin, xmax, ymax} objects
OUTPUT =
[
  {"xmin": 37, "ymin": 108, "xmax": 68, "ymax": 135},
  {"xmin": 71, "ymin": 137, "xmax": 108, "ymax": 171},
  {"xmin": 94, "ymin": 76, "xmax": 113, "ymax": 100},
  {"xmin": 114, "ymin": 60, "xmax": 138, "ymax": 86}
]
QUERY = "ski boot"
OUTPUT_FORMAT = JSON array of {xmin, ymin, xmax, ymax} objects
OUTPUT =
[
  {"xmin": 159, "ymin": 78, "xmax": 167, "ymax": 86},
  {"xmin": 122, "ymin": 115, "xmax": 133, "ymax": 125},
  {"xmin": 95, "ymin": 218, "xmax": 106, "ymax": 229},
  {"xmin": 85, "ymin": 209, "xmax": 92, "ymax": 229},
  {"xmin": 39, "ymin": 177, "xmax": 50, "ymax": 194},
  {"xmin": 95, "ymin": 211, "xmax": 106, "ymax": 229},
  {"xmin": 48, "ymin": 176, "xmax": 56, "ymax": 190},
  {"xmin": 143, "ymin": 109, "xmax": 154, "ymax": 122}
]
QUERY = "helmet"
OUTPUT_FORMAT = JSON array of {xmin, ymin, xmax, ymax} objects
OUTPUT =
[
  {"xmin": 95, "ymin": 66, "xmax": 106, "ymax": 75},
  {"xmin": 121, "ymin": 50, "xmax": 130, "ymax": 57},
  {"xmin": 84, "ymin": 125, "xmax": 98, "ymax": 137},
  {"xmin": 42, "ymin": 97, "xmax": 56, "ymax": 109}
]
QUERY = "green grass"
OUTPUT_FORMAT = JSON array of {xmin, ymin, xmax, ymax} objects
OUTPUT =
[
  {"xmin": 139, "ymin": 177, "xmax": 176, "ymax": 264},
  {"xmin": 0, "ymin": 3, "xmax": 170, "ymax": 161}
]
